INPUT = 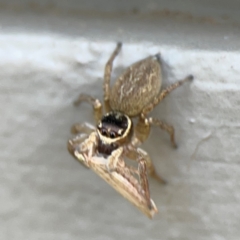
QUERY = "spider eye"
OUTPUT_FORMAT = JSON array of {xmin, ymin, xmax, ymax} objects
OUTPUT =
[
  {"xmin": 101, "ymin": 129, "xmax": 107, "ymax": 136},
  {"xmin": 109, "ymin": 132, "xmax": 116, "ymax": 138}
]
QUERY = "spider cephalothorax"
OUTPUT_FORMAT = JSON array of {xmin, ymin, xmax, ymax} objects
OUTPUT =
[
  {"xmin": 96, "ymin": 112, "xmax": 133, "ymax": 156},
  {"xmin": 68, "ymin": 42, "xmax": 193, "ymax": 218}
]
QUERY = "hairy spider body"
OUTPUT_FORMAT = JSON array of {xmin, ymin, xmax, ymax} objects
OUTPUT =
[
  {"xmin": 68, "ymin": 43, "xmax": 193, "ymax": 218},
  {"xmin": 109, "ymin": 55, "xmax": 162, "ymax": 117}
]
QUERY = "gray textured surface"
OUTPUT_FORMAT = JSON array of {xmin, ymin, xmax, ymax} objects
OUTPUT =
[{"xmin": 1, "ymin": 1, "xmax": 240, "ymax": 240}]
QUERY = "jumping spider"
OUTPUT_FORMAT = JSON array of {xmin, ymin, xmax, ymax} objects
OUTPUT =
[{"xmin": 68, "ymin": 42, "xmax": 193, "ymax": 218}]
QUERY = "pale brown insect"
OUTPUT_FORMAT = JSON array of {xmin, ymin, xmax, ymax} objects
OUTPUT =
[{"xmin": 68, "ymin": 43, "xmax": 193, "ymax": 218}]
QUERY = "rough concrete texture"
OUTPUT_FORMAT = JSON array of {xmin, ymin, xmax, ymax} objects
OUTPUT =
[{"xmin": 1, "ymin": 2, "xmax": 240, "ymax": 240}]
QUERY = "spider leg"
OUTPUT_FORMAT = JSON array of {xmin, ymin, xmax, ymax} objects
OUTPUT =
[
  {"xmin": 135, "ymin": 115, "xmax": 177, "ymax": 148},
  {"xmin": 71, "ymin": 122, "xmax": 95, "ymax": 135},
  {"xmin": 74, "ymin": 94, "xmax": 102, "ymax": 123},
  {"xmin": 68, "ymin": 132, "xmax": 98, "ymax": 168},
  {"xmin": 142, "ymin": 75, "xmax": 193, "ymax": 116},
  {"xmin": 103, "ymin": 42, "xmax": 122, "ymax": 112},
  {"xmin": 106, "ymin": 147, "xmax": 124, "ymax": 172},
  {"xmin": 125, "ymin": 145, "xmax": 167, "ymax": 184},
  {"xmin": 134, "ymin": 117, "xmax": 151, "ymax": 144},
  {"xmin": 148, "ymin": 117, "xmax": 177, "ymax": 148}
]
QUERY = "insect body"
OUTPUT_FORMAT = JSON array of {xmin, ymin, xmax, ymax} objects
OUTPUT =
[{"xmin": 68, "ymin": 43, "xmax": 193, "ymax": 218}]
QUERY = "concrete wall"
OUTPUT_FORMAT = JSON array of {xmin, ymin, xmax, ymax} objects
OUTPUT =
[{"xmin": 1, "ymin": 1, "xmax": 240, "ymax": 240}]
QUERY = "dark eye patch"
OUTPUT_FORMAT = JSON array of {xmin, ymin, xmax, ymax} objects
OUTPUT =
[
  {"xmin": 109, "ymin": 132, "xmax": 116, "ymax": 138},
  {"xmin": 101, "ymin": 128, "xmax": 108, "ymax": 136}
]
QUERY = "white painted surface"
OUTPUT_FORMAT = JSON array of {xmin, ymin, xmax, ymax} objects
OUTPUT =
[{"xmin": 1, "ymin": 2, "xmax": 240, "ymax": 240}]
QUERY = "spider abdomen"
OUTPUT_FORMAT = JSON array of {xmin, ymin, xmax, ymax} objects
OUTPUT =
[{"xmin": 109, "ymin": 56, "xmax": 162, "ymax": 117}]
